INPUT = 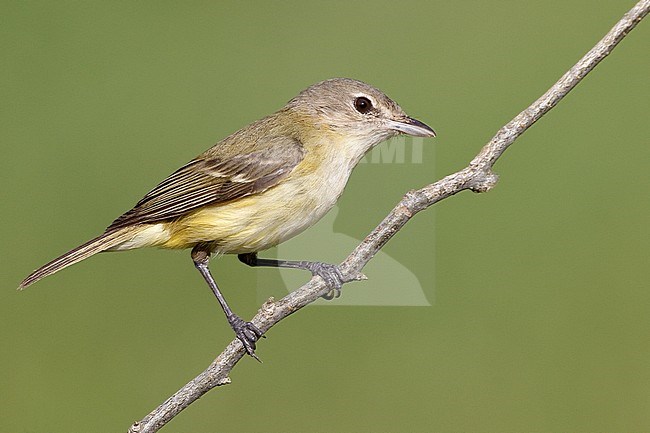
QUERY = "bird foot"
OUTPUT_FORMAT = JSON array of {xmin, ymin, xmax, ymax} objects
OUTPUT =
[
  {"xmin": 229, "ymin": 314, "xmax": 265, "ymax": 361},
  {"xmin": 301, "ymin": 262, "xmax": 345, "ymax": 300}
]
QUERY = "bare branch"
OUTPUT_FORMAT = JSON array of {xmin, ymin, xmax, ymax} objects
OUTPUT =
[{"xmin": 128, "ymin": 1, "xmax": 650, "ymax": 431}]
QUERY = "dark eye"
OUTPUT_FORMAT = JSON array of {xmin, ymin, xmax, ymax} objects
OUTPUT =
[{"xmin": 354, "ymin": 96, "xmax": 372, "ymax": 114}]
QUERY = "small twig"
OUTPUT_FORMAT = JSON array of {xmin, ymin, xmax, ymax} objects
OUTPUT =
[{"xmin": 129, "ymin": 1, "xmax": 649, "ymax": 431}]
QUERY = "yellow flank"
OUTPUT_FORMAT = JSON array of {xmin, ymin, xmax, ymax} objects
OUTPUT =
[{"xmin": 160, "ymin": 127, "xmax": 358, "ymax": 253}]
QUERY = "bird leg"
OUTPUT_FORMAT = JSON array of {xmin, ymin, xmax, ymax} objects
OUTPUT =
[
  {"xmin": 191, "ymin": 246, "xmax": 264, "ymax": 360},
  {"xmin": 238, "ymin": 252, "xmax": 344, "ymax": 300}
]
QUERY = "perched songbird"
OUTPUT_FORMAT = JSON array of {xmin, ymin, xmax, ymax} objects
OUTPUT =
[{"xmin": 19, "ymin": 78, "xmax": 436, "ymax": 358}]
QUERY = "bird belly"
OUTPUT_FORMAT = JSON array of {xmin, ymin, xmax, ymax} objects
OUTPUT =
[{"xmin": 161, "ymin": 161, "xmax": 353, "ymax": 253}]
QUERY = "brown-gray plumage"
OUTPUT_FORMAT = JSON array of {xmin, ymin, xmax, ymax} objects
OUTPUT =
[
  {"xmin": 19, "ymin": 78, "xmax": 436, "ymax": 357},
  {"xmin": 108, "ymin": 137, "xmax": 305, "ymax": 229}
]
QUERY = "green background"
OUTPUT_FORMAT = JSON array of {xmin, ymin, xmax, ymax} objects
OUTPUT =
[{"xmin": 2, "ymin": 1, "xmax": 649, "ymax": 432}]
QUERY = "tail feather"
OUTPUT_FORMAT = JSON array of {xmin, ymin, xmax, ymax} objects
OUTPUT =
[{"xmin": 18, "ymin": 227, "xmax": 139, "ymax": 290}]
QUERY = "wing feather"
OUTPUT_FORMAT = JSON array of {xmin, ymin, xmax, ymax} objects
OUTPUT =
[{"xmin": 107, "ymin": 136, "xmax": 304, "ymax": 230}]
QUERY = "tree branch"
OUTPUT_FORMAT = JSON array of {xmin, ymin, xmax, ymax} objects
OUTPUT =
[{"xmin": 129, "ymin": 1, "xmax": 649, "ymax": 431}]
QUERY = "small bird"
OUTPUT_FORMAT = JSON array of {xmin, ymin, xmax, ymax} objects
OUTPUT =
[{"xmin": 19, "ymin": 78, "xmax": 435, "ymax": 358}]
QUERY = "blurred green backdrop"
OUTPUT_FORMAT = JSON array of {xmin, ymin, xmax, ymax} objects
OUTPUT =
[{"xmin": 1, "ymin": 1, "xmax": 649, "ymax": 432}]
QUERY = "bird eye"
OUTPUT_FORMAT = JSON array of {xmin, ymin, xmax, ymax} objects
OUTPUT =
[{"xmin": 354, "ymin": 96, "xmax": 373, "ymax": 114}]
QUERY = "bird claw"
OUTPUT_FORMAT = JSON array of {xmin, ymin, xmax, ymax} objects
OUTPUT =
[
  {"xmin": 302, "ymin": 262, "xmax": 346, "ymax": 300},
  {"xmin": 230, "ymin": 315, "xmax": 264, "ymax": 361},
  {"xmin": 321, "ymin": 287, "xmax": 341, "ymax": 300},
  {"xmin": 321, "ymin": 271, "xmax": 366, "ymax": 299}
]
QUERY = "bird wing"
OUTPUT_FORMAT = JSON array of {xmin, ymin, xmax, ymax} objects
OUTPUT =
[{"xmin": 107, "ymin": 136, "xmax": 304, "ymax": 230}]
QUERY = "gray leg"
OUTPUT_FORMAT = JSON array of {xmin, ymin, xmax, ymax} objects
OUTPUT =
[
  {"xmin": 238, "ymin": 252, "xmax": 344, "ymax": 300},
  {"xmin": 192, "ymin": 246, "xmax": 264, "ymax": 360}
]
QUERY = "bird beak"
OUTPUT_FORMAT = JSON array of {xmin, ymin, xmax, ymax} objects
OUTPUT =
[{"xmin": 386, "ymin": 116, "xmax": 436, "ymax": 138}]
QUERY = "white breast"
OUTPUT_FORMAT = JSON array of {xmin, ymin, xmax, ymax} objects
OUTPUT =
[{"xmin": 154, "ymin": 136, "xmax": 370, "ymax": 254}]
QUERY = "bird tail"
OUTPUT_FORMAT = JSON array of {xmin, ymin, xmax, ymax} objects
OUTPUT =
[{"xmin": 18, "ymin": 227, "xmax": 139, "ymax": 290}]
